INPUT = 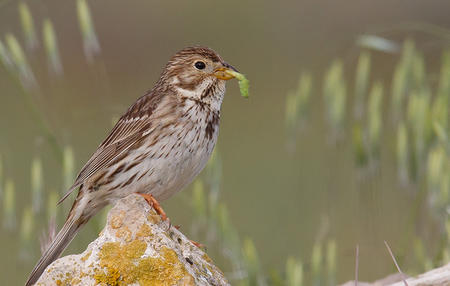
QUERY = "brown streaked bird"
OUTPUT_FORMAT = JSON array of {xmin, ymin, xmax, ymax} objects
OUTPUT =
[{"xmin": 25, "ymin": 46, "xmax": 242, "ymax": 286}]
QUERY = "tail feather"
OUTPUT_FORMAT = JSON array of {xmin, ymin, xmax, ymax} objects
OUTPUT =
[{"xmin": 25, "ymin": 217, "xmax": 82, "ymax": 286}]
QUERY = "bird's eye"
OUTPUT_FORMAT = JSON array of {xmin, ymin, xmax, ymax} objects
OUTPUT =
[{"xmin": 194, "ymin": 61, "xmax": 206, "ymax": 70}]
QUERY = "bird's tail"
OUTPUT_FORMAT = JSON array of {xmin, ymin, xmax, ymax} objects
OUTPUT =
[{"xmin": 25, "ymin": 215, "xmax": 84, "ymax": 286}]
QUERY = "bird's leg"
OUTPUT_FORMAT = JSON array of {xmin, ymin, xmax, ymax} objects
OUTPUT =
[
  {"xmin": 136, "ymin": 194, "xmax": 203, "ymax": 248},
  {"xmin": 136, "ymin": 193, "xmax": 168, "ymax": 221},
  {"xmin": 190, "ymin": 240, "xmax": 205, "ymax": 249}
]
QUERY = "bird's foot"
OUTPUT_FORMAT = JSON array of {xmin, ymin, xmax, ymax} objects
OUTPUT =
[{"xmin": 136, "ymin": 193, "xmax": 168, "ymax": 221}]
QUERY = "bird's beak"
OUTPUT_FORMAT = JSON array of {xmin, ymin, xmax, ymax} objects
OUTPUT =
[{"xmin": 213, "ymin": 62, "xmax": 239, "ymax": 80}]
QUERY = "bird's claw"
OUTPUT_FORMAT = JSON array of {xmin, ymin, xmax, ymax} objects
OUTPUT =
[
  {"xmin": 136, "ymin": 193, "xmax": 168, "ymax": 221},
  {"xmin": 190, "ymin": 239, "xmax": 205, "ymax": 249}
]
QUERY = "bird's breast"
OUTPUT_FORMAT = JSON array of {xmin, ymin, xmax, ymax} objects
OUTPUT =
[
  {"xmin": 151, "ymin": 106, "xmax": 220, "ymax": 200},
  {"xmin": 105, "ymin": 105, "xmax": 220, "ymax": 202}
]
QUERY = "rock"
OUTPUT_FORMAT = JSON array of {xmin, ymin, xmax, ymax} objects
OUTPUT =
[
  {"xmin": 340, "ymin": 263, "xmax": 450, "ymax": 286},
  {"xmin": 340, "ymin": 273, "xmax": 407, "ymax": 286},
  {"xmin": 390, "ymin": 263, "xmax": 450, "ymax": 286},
  {"xmin": 35, "ymin": 194, "xmax": 230, "ymax": 286}
]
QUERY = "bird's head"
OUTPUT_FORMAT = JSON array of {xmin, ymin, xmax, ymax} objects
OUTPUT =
[{"xmin": 160, "ymin": 46, "xmax": 238, "ymax": 108}]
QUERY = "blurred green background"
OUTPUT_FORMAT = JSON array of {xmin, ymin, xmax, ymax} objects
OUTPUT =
[{"xmin": 0, "ymin": 0, "xmax": 449, "ymax": 285}]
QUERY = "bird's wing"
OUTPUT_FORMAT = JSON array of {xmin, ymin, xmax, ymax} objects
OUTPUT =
[{"xmin": 58, "ymin": 92, "xmax": 163, "ymax": 204}]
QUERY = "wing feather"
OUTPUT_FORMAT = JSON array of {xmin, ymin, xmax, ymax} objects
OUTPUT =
[{"xmin": 58, "ymin": 91, "xmax": 165, "ymax": 204}]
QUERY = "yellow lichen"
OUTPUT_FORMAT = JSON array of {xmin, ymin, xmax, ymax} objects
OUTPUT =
[
  {"xmin": 147, "ymin": 213, "xmax": 161, "ymax": 224},
  {"xmin": 79, "ymin": 271, "xmax": 87, "ymax": 279},
  {"xmin": 94, "ymin": 241, "xmax": 193, "ymax": 286},
  {"xmin": 135, "ymin": 248, "xmax": 194, "ymax": 286},
  {"xmin": 110, "ymin": 211, "xmax": 125, "ymax": 229},
  {"xmin": 136, "ymin": 223, "xmax": 153, "ymax": 238},
  {"xmin": 53, "ymin": 274, "xmax": 74, "ymax": 286},
  {"xmin": 202, "ymin": 253, "xmax": 212, "ymax": 263},
  {"xmin": 115, "ymin": 225, "xmax": 132, "ymax": 242},
  {"xmin": 81, "ymin": 250, "xmax": 92, "ymax": 262},
  {"xmin": 201, "ymin": 254, "xmax": 218, "ymax": 276},
  {"xmin": 70, "ymin": 277, "xmax": 81, "ymax": 285},
  {"xmin": 177, "ymin": 275, "xmax": 195, "ymax": 285}
]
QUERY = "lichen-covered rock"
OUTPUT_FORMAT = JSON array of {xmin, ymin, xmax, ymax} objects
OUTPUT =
[{"xmin": 35, "ymin": 194, "xmax": 230, "ymax": 286}]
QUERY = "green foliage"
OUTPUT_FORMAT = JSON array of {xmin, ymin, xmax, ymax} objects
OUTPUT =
[
  {"xmin": 1, "ymin": 25, "xmax": 63, "ymax": 162},
  {"xmin": 432, "ymin": 50, "xmax": 450, "ymax": 136},
  {"xmin": 6, "ymin": 33, "xmax": 26, "ymax": 66},
  {"xmin": 5, "ymin": 33, "xmax": 36, "ymax": 88},
  {"xmin": 352, "ymin": 122, "xmax": 368, "ymax": 166},
  {"xmin": 286, "ymin": 39, "xmax": 450, "ymax": 274},
  {"xmin": 427, "ymin": 145, "xmax": 448, "ymax": 209},
  {"xmin": 18, "ymin": 2, "xmax": 37, "ymax": 50},
  {"xmin": 443, "ymin": 221, "xmax": 450, "ymax": 263},
  {"xmin": 241, "ymin": 238, "xmax": 264, "ymax": 286},
  {"xmin": 391, "ymin": 39, "xmax": 415, "ymax": 120},
  {"xmin": 77, "ymin": 0, "xmax": 100, "ymax": 61},
  {"xmin": 397, "ymin": 122, "xmax": 409, "ymax": 183},
  {"xmin": 3, "ymin": 179, "xmax": 16, "ymax": 229},
  {"xmin": 367, "ymin": 81, "xmax": 383, "ymax": 158},
  {"xmin": 20, "ymin": 206, "xmax": 34, "ymax": 245},
  {"xmin": 354, "ymin": 51, "xmax": 371, "ymax": 119},
  {"xmin": 0, "ymin": 39, "xmax": 14, "ymax": 70},
  {"xmin": 215, "ymin": 202, "xmax": 240, "ymax": 253},
  {"xmin": 204, "ymin": 149, "xmax": 222, "ymax": 211},
  {"xmin": 43, "ymin": 18, "xmax": 63, "ymax": 74},
  {"xmin": 413, "ymin": 238, "xmax": 433, "ymax": 272},
  {"xmin": 31, "ymin": 157, "xmax": 43, "ymax": 213},
  {"xmin": 0, "ymin": 154, "xmax": 3, "ymax": 199},
  {"xmin": 285, "ymin": 257, "xmax": 303, "ymax": 286},
  {"xmin": 323, "ymin": 60, "xmax": 347, "ymax": 136},
  {"xmin": 311, "ymin": 242, "xmax": 323, "ymax": 286},
  {"xmin": 63, "ymin": 146, "xmax": 75, "ymax": 192},
  {"xmin": 192, "ymin": 180, "xmax": 207, "ymax": 218},
  {"xmin": 326, "ymin": 239, "xmax": 337, "ymax": 286},
  {"xmin": 285, "ymin": 72, "xmax": 313, "ymax": 132},
  {"xmin": 406, "ymin": 89, "xmax": 430, "ymax": 173},
  {"xmin": 46, "ymin": 190, "xmax": 59, "ymax": 222}
]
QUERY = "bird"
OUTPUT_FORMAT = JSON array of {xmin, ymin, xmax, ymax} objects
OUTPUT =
[{"xmin": 25, "ymin": 46, "xmax": 242, "ymax": 286}]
